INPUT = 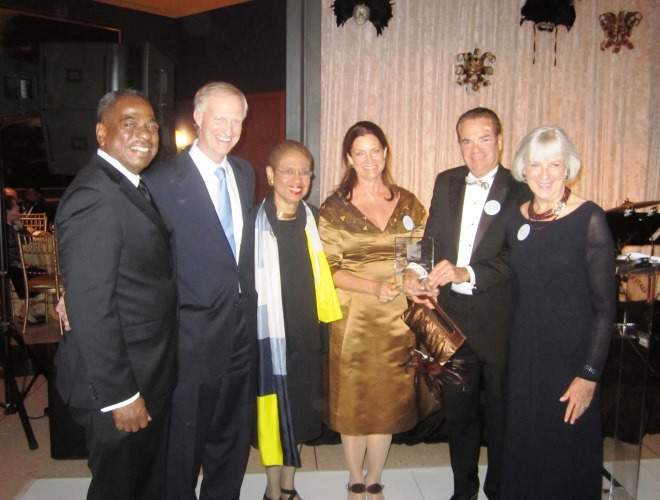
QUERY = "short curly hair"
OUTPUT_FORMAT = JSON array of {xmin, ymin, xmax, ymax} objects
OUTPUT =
[
  {"xmin": 267, "ymin": 140, "xmax": 313, "ymax": 169},
  {"xmin": 97, "ymin": 88, "xmax": 147, "ymax": 122}
]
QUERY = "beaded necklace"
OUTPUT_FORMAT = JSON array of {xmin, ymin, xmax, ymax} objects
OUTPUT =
[{"xmin": 528, "ymin": 186, "xmax": 571, "ymax": 221}]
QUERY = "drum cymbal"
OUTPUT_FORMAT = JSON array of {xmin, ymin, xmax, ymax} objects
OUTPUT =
[{"xmin": 606, "ymin": 200, "xmax": 660, "ymax": 213}]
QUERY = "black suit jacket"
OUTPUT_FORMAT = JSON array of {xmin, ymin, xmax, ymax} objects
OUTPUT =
[
  {"xmin": 142, "ymin": 152, "xmax": 258, "ymax": 382},
  {"xmin": 424, "ymin": 165, "xmax": 531, "ymax": 359},
  {"xmin": 25, "ymin": 198, "xmax": 56, "ymax": 225},
  {"xmin": 54, "ymin": 155, "xmax": 178, "ymax": 417}
]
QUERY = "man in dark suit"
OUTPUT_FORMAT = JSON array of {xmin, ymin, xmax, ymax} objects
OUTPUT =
[
  {"xmin": 423, "ymin": 108, "xmax": 530, "ymax": 500},
  {"xmin": 22, "ymin": 185, "xmax": 56, "ymax": 225},
  {"xmin": 55, "ymin": 89, "xmax": 177, "ymax": 500},
  {"xmin": 142, "ymin": 82, "xmax": 257, "ymax": 500}
]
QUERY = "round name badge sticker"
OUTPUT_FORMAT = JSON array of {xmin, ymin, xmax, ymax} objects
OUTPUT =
[
  {"xmin": 402, "ymin": 215, "xmax": 414, "ymax": 231},
  {"xmin": 484, "ymin": 200, "xmax": 501, "ymax": 216},
  {"xmin": 517, "ymin": 223, "xmax": 531, "ymax": 241}
]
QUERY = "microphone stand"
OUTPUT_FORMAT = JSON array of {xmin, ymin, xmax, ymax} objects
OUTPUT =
[{"xmin": 0, "ymin": 116, "xmax": 42, "ymax": 450}]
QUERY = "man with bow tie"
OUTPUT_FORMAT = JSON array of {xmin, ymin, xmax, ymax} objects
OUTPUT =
[{"xmin": 422, "ymin": 108, "xmax": 530, "ymax": 500}]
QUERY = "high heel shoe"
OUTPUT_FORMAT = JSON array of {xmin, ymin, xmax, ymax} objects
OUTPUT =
[
  {"xmin": 366, "ymin": 483, "xmax": 384, "ymax": 494},
  {"xmin": 347, "ymin": 483, "xmax": 366, "ymax": 493},
  {"xmin": 281, "ymin": 487, "xmax": 300, "ymax": 499}
]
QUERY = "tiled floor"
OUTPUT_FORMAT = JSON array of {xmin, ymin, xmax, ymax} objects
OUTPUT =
[
  {"xmin": 2, "ymin": 320, "xmax": 660, "ymax": 499},
  {"xmin": 3, "ymin": 374, "xmax": 458, "ymax": 499}
]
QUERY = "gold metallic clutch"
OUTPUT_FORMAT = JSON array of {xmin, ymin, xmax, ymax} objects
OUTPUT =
[
  {"xmin": 401, "ymin": 297, "xmax": 468, "ymax": 404},
  {"xmin": 401, "ymin": 297, "xmax": 466, "ymax": 364}
]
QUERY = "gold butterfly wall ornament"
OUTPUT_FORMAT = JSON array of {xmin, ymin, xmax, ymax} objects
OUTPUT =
[
  {"xmin": 599, "ymin": 11, "xmax": 643, "ymax": 53},
  {"xmin": 455, "ymin": 48, "xmax": 496, "ymax": 94}
]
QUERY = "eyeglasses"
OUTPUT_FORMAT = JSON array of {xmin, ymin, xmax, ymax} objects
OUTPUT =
[{"xmin": 275, "ymin": 168, "xmax": 313, "ymax": 177}]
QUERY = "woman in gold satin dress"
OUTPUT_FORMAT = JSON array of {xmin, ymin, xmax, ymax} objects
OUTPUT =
[{"xmin": 319, "ymin": 121, "xmax": 427, "ymax": 496}]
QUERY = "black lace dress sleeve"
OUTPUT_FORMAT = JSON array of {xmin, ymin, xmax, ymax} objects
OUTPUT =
[{"xmin": 579, "ymin": 208, "xmax": 616, "ymax": 381}]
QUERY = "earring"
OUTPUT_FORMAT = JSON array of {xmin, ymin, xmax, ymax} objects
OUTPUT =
[
  {"xmin": 564, "ymin": 173, "xmax": 569, "ymax": 180},
  {"xmin": 267, "ymin": 178, "xmax": 274, "ymax": 186}
]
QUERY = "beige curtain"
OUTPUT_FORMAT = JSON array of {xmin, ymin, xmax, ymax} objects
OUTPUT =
[{"xmin": 320, "ymin": 0, "xmax": 658, "ymax": 212}]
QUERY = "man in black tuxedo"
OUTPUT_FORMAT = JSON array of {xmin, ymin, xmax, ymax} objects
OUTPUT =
[
  {"xmin": 55, "ymin": 89, "xmax": 177, "ymax": 500},
  {"xmin": 142, "ymin": 82, "xmax": 257, "ymax": 500},
  {"xmin": 423, "ymin": 108, "xmax": 530, "ymax": 500}
]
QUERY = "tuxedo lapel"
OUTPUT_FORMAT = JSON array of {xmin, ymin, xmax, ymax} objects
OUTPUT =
[
  {"xmin": 472, "ymin": 168, "xmax": 510, "ymax": 252},
  {"xmin": 97, "ymin": 158, "xmax": 170, "ymax": 245},
  {"xmin": 449, "ymin": 171, "xmax": 467, "ymax": 253}
]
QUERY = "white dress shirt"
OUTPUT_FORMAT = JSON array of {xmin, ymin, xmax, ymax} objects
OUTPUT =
[
  {"xmin": 189, "ymin": 140, "xmax": 243, "ymax": 261},
  {"xmin": 452, "ymin": 166, "xmax": 499, "ymax": 295},
  {"xmin": 97, "ymin": 148, "xmax": 141, "ymax": 188}
]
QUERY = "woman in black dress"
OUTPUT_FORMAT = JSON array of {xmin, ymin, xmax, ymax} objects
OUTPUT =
[
  {"xmin": 255, "ymin": 140, "xmax": 341, "ymax": 500},
  {"xmin": 502, "ymin": 126, "xmax": 615, "ymax": 499}
]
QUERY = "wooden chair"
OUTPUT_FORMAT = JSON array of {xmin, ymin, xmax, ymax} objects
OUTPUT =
[
  {"xmin": 19, "ymin": 212, "xmax": 48, "ymax": 232},
  {"xmin": 18, "ymin": 232, "xmax": 63, "ymax": 335}
]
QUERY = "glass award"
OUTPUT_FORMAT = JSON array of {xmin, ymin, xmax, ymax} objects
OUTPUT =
[{"xmin": 394, "ymin": 236, "xmax": 437, "ymax": 295}]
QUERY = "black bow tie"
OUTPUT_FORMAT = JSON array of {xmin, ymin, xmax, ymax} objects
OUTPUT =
[{"xmin": 465, "ymin": 177, "xmax": 489, "ymax": 190}]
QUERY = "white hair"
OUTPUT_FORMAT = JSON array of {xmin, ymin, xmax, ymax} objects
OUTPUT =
[{"xmin": 512, "ymin": 125, "xmax": 581, "ymax": 182}]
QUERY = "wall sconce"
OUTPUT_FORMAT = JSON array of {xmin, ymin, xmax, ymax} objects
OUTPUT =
[
  {"xmin": 455, "ymin": 48, "xmax": 496, "ymax": 93},
  {"xmin": 599, "ymin": 11, "xmax": 643, "ymax": 53},
  {"xmin": 175, "ymin": 129, "xmax": 192, "ymax": 150},
  {"xmin": 332, "ymin": 0, "xmax": 394, "ymax": 36}
]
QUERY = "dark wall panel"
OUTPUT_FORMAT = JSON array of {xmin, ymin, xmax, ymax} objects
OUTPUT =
[
  {"xmin": 0, "ymin": 0, "xmax": 286, "ymax": 185},
  {"xmin": 41, "ymin": 108, "xmax": 97, "ymax": 176},
  {"xmin": 0, "ymin": 0, "xmax": 286, "ymax": 99},
  {"xmin": 40, "ymin": 43, "xmax": 129, "ymax": 110},
  {"xmin": 40, "ymin": 42, "xmax": 176, "ymax": 175},
  {"xmin": 173, "ymin": 0, "xmax": 286, "ymax": 99}
]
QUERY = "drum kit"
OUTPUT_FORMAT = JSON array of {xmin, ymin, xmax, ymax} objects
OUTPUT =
[{"xmin": 606, "ymin": 199, "xmax": 660, "ymax": 257}]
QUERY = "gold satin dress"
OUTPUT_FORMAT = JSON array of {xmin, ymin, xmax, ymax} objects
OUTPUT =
[{"xmin": 319, "ymin": 188, "xmax": 427, "ymax": 435}]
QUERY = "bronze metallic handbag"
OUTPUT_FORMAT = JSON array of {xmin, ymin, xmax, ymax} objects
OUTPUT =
[{"xmin": 401, "ymin": 296, "xmax": 469, "ymax": 404}]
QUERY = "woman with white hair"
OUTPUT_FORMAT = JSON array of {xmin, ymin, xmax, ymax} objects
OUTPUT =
[{"xmin": 501, "ymin": 125, "xmax": 616, "ymax": 499}]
